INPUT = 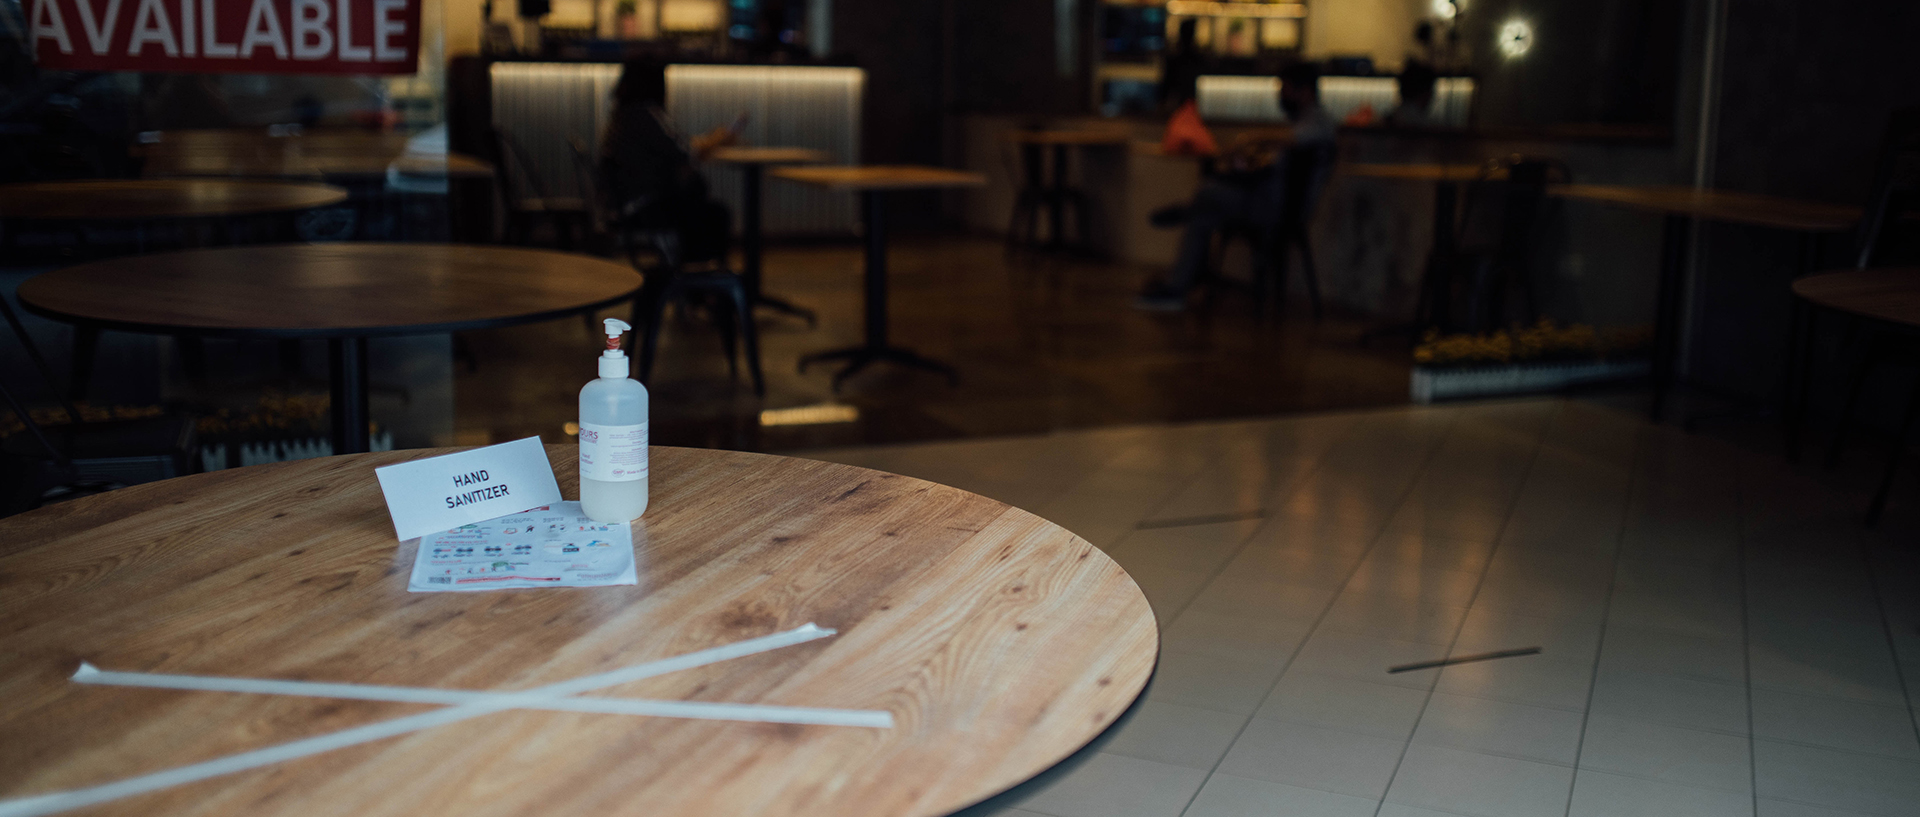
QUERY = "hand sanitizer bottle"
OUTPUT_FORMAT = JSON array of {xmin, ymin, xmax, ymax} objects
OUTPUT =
[{"xmin": 580, "ymin": 318, "xmax": 648, "ymax": 522}]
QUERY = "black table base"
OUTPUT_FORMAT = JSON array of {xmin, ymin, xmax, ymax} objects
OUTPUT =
[
  {"xmin": 739, "ymin": 164, "xmax": 817, "ymax": 326},
  {"xmin": 329, "ymin": 337, "xmax": 371, "ymax": 454},
  {"xmin": 800, "ymin": 190, "xmax": 958, "ymax": 391}
]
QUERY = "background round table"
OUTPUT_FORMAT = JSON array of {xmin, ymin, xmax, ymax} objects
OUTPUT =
[
  {"xmin": 0, "ymin": 446, "xmax": 1156, "ymax": 817},
  {"xmin": 769, "ymin": 166, "xmax": 987, "ymax": 389},
  {"xmin": 0, "ymin": 179, "xmax": 349, "ymax": 221},
  {"xmin": 18, "ymin": 243, "xmax": 643, "ymax": 453}
]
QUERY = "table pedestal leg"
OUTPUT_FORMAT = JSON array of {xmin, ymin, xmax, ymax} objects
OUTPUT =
[
  {"xmin": 329, "ymin": 338, "xmax": 371, "ymax": 454},
  {"xmin": 1049, "ymin": 144, "xmax": 1069, "ymax": 251},
  {"xmin": 1649, "ymin": 214, "xmax": 1692, "ymax": 421},
  {"xmin": 741, "ymin": 164, "xmax": 815, "ymax": 325},
  {"xmin": 67, "ymin": 327, "xmax": 100, "ymax": 403},
  {"xmin": 799, "ymin": 191, "xmax": 957, "ymax": 391}
]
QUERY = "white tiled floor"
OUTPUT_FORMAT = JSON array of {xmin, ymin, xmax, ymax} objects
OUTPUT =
[{"xmin": 805, "ymin": 397, "xmax": 1920, "ymax": 817}]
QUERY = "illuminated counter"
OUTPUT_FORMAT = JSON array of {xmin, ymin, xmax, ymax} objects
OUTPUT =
[
  {"xmin": 489, "ymin": 62, "xmax": 865, "ymax": 236},
  {"xmin": 1196, "ymin": 74, "xmax": 1475, "ymax": 127}
]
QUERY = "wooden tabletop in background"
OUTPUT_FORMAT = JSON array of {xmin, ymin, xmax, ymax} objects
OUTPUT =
[
  {"xmin": 1004, "ymin": 130, "xmax": 1134, "ymax": 147},
  {"xmin": 1792, "ymin": 268, "xmax": 1920, "ymax": 327},
  {"xmin": 1342, "ymin": 162, "xmax": 1508, "ymax": 182},
  {"xmin": 19, "ymin": 243, "xmax": 643, "ymax": 338},
  {"xmin": 136, "ymin": 129, "xmax": 494, "ymax": 181},
  {"xmin": 708, "ymin": 147, "xmax": 832, "ymax": 166},
  {"xmin": 0, "ymin": 446, "xmax": 1156, "ymax": 817},
  {"xmin": 1549, "ymin": 183, "xmax": 1861, "ymax": 232},
  {"xmin": 770, "ymin": 166, "xmax": 988, "ymax": 192},
  {"xmin": 0, "ymin": 180, "xmax": 348, "ymax": 221}
]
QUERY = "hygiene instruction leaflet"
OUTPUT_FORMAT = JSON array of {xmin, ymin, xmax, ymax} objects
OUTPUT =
[{"xmin": 407, "ymin": 502, "xmax": 637, "ymax": 592}]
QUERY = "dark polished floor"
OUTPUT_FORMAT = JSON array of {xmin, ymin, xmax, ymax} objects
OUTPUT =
[{"xmin": 454, "ymin": 233, "xmax": 1415, "ymax": 452}]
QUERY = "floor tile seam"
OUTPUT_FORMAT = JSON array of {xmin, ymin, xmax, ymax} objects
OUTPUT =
[
  {"xmin": 1250, "ymin": 711, "xmax": 1419, "ymax": 743},
  {"xmin": 1537, "ymin": 414, "xmax": 1648, "ymax": 817},
  {"xmin": 1563, "ymin": 762, "xmax": 1755, "ymax": 796},
  {"xmin": 1422, "ymin": 684, "xmax": 1594, "ymax": 715},
  {"xmin": 1203, "ymin": 765, "xmax": 1395, "ymax": 803},
  {"xmin": 1155, "ymin": 409, "xmax": 1422, "ymax": 631},
  {"xmin": 1751, "ymin": 791, "xmax": 1915, "ymax": 817},
  {"xmin": 1177, "ymin": 411, "xmax": 1473, "ymax": 817},
  {"xmin": 1735, "ymin": 451, "xmax": 1763, "ymax": 817},
  {"xmin": 1367, "ymin": 404, "xmax": 1566, "ymax": 817},
  {"xmin": 1578, "ymin": 707, "xmax": 1751, "ymax": 738},
  {"xmin": 1856, "ymin": 532, "xmax": 1920, "ymax": 761},
  {"xmin": 1404, "ymin": 735, "xmax": 1578, "ymax": 769},
  {"xmin": 1374, "ymin": 796, "xmax": 1489, "ymax": 817},
  {"xmin": 1744, "ymin": 679, "xmax": 1913, "ymax": 711},
  {"xmin": 1743, "ymin": 732, "xmax": 1920, "ymax": 763},
  {"xmin": 1748, "ymin": 685, "xmax": 1920, "ymax": 716}
]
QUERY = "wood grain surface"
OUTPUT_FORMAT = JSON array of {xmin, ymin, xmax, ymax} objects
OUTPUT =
[
  {"xmin": 18, "ymin": 244, "xmax": 644, "ymax": 339},
  {"xmin": 770, "ymin": 166, "xmax": 987, "ymax": 191},
  {"xmin": 1549, "ymin": 184, "xmax": 1861, "ymax": 232},
  {"xmin": 1342, "ymin": 162, "xmax": 1508, "ymax": 182},
  {"xmin": 136, "ymin": 129, "xmax": 494, "ymax": 181},
  {"xmin": 708, "ymin": 147, "xmax": 831, "ymax": 166},
  {"xmin": 0, "ymin": 180, "xmax": 348, "ymax": 221},
  {"xmin": 0, "ymin": 446, "xmax": 1156, "ymax": 817},
  {"xmin": 1792, "ymin": 268, "xmax": 1920, "ymax": 327},
  {"xmin": 1003, "ymin": 130, "xmax": 1133, "ymax": 146}
]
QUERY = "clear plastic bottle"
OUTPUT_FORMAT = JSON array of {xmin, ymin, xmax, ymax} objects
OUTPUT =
[{"xmin": 579, "ymin": 318, "xmax": 649, "ymax": 522}]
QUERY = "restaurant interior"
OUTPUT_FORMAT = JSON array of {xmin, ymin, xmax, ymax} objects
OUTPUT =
[{"xmin": 3, "ymin": 0, "xmax": 1919, "ymax": 815}]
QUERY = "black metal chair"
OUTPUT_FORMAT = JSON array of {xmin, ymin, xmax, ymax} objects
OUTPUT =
[
  {"xmin": 1206, "ymin": 142, "xmax": 1338, "ymax": 318},
  {"xmin": 0, "ymin": 306, "xmax": 197, "ymax": 513},
  {"xmin": 1792, "ymin": 107, "xmax": 1920, "ymax": 525},
  {"xmin": 490, "ymin": 127, "xmax": 590, "ymax": 248},
  {"xmin": 599, "ymin": 156, "xmax": 765, "ymax": 397},
  {"xmin": 1446, "ymin": 155, "xmax": 1571, "ymax": 334}
]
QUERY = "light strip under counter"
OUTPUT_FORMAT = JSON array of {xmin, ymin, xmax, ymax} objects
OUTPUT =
[{"xmin": 1196, "ymin": 74, "xmax": 1476, "ymax": 127}]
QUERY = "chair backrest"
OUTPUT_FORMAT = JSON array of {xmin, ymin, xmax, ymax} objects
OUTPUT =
[
  {"xmin": 1279, "ymin": 142, "xmax": 1338, "ymax": 232},
  {"xmin": 1856, "ymin": 106, "xmax": 1920, "ymax": 269},
  {"xmin": 568, "ymin": 136, "xmax": 608, "ymax": 233},
  {"xmin": 1456, "ymin": 154, "xmax": 1570, "ymax": 253},
  {"xmin": 0, "ymin": 375, "xmax": 71, "ymax": 468},
  {"xmin": 490, "ymin": 127, "xmax": 550, "ymax": 205}
]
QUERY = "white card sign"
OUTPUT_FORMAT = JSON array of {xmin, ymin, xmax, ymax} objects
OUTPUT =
[{"xmin": 374, "ymin": 437, "xmax": 563, "ymax": 541}]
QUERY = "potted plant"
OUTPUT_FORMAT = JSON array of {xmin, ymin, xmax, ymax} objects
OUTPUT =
[{"xmin": 1410, "ymin": 319, "xmax": 1652, "ymax": 403}]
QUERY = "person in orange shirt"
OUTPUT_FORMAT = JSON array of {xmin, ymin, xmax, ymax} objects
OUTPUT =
[{"xmin": 1137, "ymin": 62, "xmax": 1334, "ymax": 311}]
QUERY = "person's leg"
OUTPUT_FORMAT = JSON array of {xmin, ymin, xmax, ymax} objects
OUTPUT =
[{"xmin": 1154, "ymin": 179, "xmax": 1254, "ymax": 297}]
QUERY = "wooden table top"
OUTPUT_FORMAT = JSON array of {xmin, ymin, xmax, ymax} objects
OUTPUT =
[
  {"xmin": 136, "ymin": 129, "xmax": 495, "ymax": 181},
  {"xmin": 19, "ymin": 243, "xmax": 643, "ymax": 339},
  {"xmin": 1342, "ymin": 162, "xmax": 1508, "ymax": 182},
  {"xmin": 770, "ymin": 166, "xmax": 988, "ymax": 192},
  {"xmin": 0, "ymin": 180, "xmax": 349, "ymax": 221},
  {"xmin": 1549, "ymin": 184, "xmax": 1861, "ymax": 232},
  {"xmin": 0, "ymin": 445, "xmax": 1156, "ymax": 817},
  {"xmin": 1004, "ymin": 130, "xmax": 1133, "ymax": 146},
  {"xmin": 1792, "ymin": 268, "xmax": 1920, "ymax": 327},
  {"xmin": 708, "ymin": 147, "xmax": 832, "ymax": 166}
]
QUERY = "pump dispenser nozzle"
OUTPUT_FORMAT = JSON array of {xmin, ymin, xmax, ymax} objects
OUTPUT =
[{"xmin": 599, "ymin": 318, "xmax": 632, "ymax": 378}]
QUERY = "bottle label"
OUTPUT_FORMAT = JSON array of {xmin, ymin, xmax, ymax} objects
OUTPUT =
[{"xmin": 578, "ymin": 422, "xmax": 648, "ymax": 482}]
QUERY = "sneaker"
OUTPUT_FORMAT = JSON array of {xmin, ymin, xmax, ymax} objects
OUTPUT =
[{"xmin": 1132, "ymin": 283, "xmax": 1187, "ymax": 311}]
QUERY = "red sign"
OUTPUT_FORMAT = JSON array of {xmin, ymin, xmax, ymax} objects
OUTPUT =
[{"xmin": 30, "ymin": 0, "xmax": 419, "ymax": 75}]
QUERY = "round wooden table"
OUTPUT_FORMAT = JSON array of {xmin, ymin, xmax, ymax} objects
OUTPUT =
[
  {"xmin": 18, "ymin": 244, "xmax": 643, "ymax": 454},
  {"xmin": 770, "ymin": 166, "xmax": 987, "ymax": 390},
  {"xmin": 0, "ymin": 179, "xmax": 348, "ymax": 221},
  {"xmin": 0, "ymin": 446, "xmax": 1156, "ymax": 817},
  {"xmin": 708, "ymin": 147, "xmax": 831, "ymax": 325}
]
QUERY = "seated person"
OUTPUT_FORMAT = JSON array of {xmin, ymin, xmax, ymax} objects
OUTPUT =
[
  {"xmin": 1137, "ymin": 62, "xmax": 1335, "ymax": 311},
  {"xmin": 599, "ymin": 60, "xmax": 741, "ymax": 265},
  {"xmin": 1384, "ymin": 61, "xmax": 1440, "ymax": 128}
]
